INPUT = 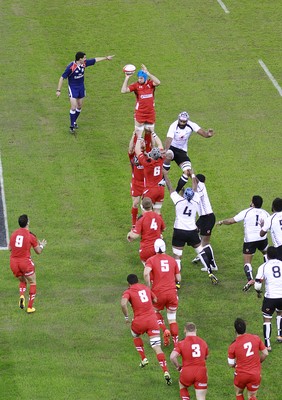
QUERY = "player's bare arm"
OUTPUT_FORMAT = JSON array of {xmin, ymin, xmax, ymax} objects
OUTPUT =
[
  {"xmin": 217, "ymin": 218, "xmax": 236, "ymax": 226},
  {"xmin": 151, "ymin": 133, "xmax": 163, "ymax": 149},
  {"xmin": 165, "ymin": 137, "xmax": 173, "ymax": 151},
  {"xmin": 163, "ymin": 170, "xmax": 174, "ymax": 194},
  {"xmin": 260, "ymin": 348, "xmax": 269, "ymax": 362},
  {"xmin": 121, "ymin": 298, "xmax": 130, "ymax": 323},
  {"xmin": 121, "ymin": 74, "xmax": 131, "ymax": 93},
  {"xmin": 170, "ymin": 350, "xmax": 181, "ymax": 370},
  {"xmin": 197, "ymin": 128, "xmax": 215, "ymax": 138},
  {"xmin": 34, "ymin": 239, "xmax": 47, "ymax": 255},
  {"xmin": 141, "ymin": 64, "xmax": 160, "ymax": 86},
  {"xmin": 143, "ymin": 266, "xmax": 152, "ymax": 287},
  {"xmin": 95, "ymin": 55, "xmax": 115, "ymax": 62},
  {"xmin": 56, "ymin": 76, "xmax": 64, "ymax": 97},
  {"xmin": 127, "ymin": 230, "xmax": 139, "ymax": 242},
  {"xmin": 134, "ymin": 138, "xmax": 144, "ymax": 156},
  {"xmin": 128, "ymin": 132, "xmax": 136, "ymax": 154}
]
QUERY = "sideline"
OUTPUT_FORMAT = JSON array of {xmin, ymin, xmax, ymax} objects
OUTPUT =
[
  {"xmin": 0, "ymin": 155, "xmax": 9, "ymax": 249},
  {"xmin": 216, "ymin": 0, "xmax": 230, "ymax": 14},
  {"xmin": 258, "ymin": 59, "xmax": 282, "ymax": 97}
]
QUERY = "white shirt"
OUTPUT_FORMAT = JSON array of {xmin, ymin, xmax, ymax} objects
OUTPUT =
[
  {"xmin": 263, "ymin": 212, "xmax": 282, "ymax": 247},
  {"xmin": 255, "ymin": 259, "xmax": 282, "ymax": 298},
  {"xmin": 197, "ymin": 181, "xmax": 213, "ymax": 216},
  {"xmin": 170, "ymin": 191, "xmax": 200, "ymax": 230},
  {"xmin": 233, "ymin": 207, "xmax": 270, "ymax": 243},
  {"xmin": 167, "ymin": 120, "xmax": 201, "ymax": 152}
]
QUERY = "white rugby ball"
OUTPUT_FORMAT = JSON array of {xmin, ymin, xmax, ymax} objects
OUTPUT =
[{"xmin": 123, "ymin": 64, "xmax": 136, "ymax": 75}]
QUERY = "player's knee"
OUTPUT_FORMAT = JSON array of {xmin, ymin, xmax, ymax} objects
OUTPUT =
[
  {"xmin": 195, "ymin": 245, "xmax": 203, "ymax": 254},
  {"xmin": 150, "ymin": 336, "xmax": 161, "ymax": 348},
  {"xmin": 167, "ymin": 311, "xmax": 177, "ymax": 323},
  {"xmin": 173, "ymin": 247, "xmax": 183, "ymax": 257},
  {"xmin": 181, "ymin": 161, "xmax": 191, "ymax": 172}
]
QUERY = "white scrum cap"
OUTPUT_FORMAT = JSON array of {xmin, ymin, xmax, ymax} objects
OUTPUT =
[{"xmin": 154, "ymin": 238, "xmax": 166, "ymax": 253}]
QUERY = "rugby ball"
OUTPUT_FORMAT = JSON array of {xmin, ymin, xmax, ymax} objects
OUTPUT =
[{"xmin": 123, "ymin": 64, "xmax": 136, "ymax": 75}]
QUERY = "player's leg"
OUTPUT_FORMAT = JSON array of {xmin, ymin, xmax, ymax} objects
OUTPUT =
[
  {"xmin": 276, "ymin": 310, "xmax": 282, "ymax": 342},
  {"xmin": 18, "ymin": 276, "xmax": 27, "ymax": 309},
  {"xmin": 74, "ymin": 97, "xmax": 83, "ymax": 127},
  {"xmin": 172, "ymin": 246, "xmax": 183, "ymax": 271},
  {"xmin": 69, "ymin": 97, "xmax": 78, "ymax": 132},
  {"xmin": 153, "ymin": 201, "xmax": 163, "ymax": 215},
  {"xmin": 150, "ymin": 340, "xmax": 172, "ymax": 385},
  {"xmin": 175, "ymin": 164, "xmax": 191, "ymax": 193},
  {"xmin": 179, "ymin": 383, "xmax": 190, "ymax": 400},
  {"xmin": 134, "ymin": 120, "xmax": 144, "ymax": 139},
  {"xmin": 167, "ymin": 308, "xmax": 178, "ymax": 346},
  {"xmin": 262, "ymin": 310, "xmax": 274, "ymax": 351},
  {"xmin": 194, "ymin": 244, "xmax": 219, "ymax": 284},
  {"xmin": 131, "ymin": 195, "xmax": 140, "ymax": 228},
  {"xmin": 172, "ymin": 229, "xmax": 185, "ymax": 271},
  {"xmin": 155, "ymin": 310, "xmax": 169, "ymax": 342},
  {"xmin": 234, "ymin": 385, "xmax": 245, "ymax": 400},
  {"xmin": 242, "ymin": 251, "xmax": 255, "ymax": 291},
  {"xmin": 143, "ymin": 125, "xmax": 154, "ymax": 153},
  {"xmin": 195, "ymin": 389, "xmax": 207, "ymax": 400},
  {"xmin": 25, "ymin": 272, "xmax": 37, "ymax": 313},
  {"xmin": 130, "ymin": 324, "xmax": 148, "ymax": 367}
]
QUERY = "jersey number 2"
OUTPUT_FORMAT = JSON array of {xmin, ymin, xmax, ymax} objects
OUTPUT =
[{"xmin": 243, "ymin": 342, "xmax": 254, "ymax": 357}]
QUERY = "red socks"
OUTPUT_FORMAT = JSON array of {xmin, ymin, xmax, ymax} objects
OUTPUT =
[
  {"xmin": 170, "ymin": 322, "xmax": 179, "ymax": 345},
  {"xmin": 28, "ymin": 284, "xmax": 36, "ymax": 309},
  {"xmin": 156, "ymin": 312, "xmax": 167, "ymax": 332},
  {"xmin": 180, "ymin": 388, "xmax": 190, "ymax": 400},
  {"xmin": 156, "ymin": 352, "xmax": 168, "ymax": 372},
  {"xmin": 19, "ymin": 281, "xmax": 27, "ymax": 296},
  {"xmin": 133, "ymin": 337, "xmax": 146, "ymax": 360},
  {"xmin": 131, "ymin": 207, "xmax": 138, "ymax": 227}
]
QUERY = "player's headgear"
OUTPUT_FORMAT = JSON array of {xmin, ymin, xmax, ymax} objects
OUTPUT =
[
  {"xmin": 137, "ymin": 70, "xmax": 148, "ymax": 81},
  {"xmin": 184, "ymin": 187, "xmax": 194, "ymax": 201},
  {"xmin": 148, "ymin": 147, "xmax": 161, "ymax": 160},
  {"xmin": 178, "ymin": 111, "xmax": 189, "ymax": 122},
  {"xmin": 154, "ymin": 238, "xmax": 166, "ymax": 254}
]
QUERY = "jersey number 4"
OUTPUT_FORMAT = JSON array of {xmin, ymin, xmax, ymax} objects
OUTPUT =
[{"xmin": 150, "ymin": 218, "xmax": 159, "ymax": 230}]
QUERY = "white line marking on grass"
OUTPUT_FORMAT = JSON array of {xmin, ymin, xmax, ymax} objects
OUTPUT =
[
  {"xmin": 216, "ymin": 0, "xmax": 230, "ymax": 14},
  {"xmin": 258, "ymin": 59, "xmax": 282, "ymax": 97},
  {"xmin": 0, "ymin": 155, "xmax": 9, "ymax": 250}
]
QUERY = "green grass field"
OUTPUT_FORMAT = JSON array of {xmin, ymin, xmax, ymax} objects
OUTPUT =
[{"xmin": 1, "ymin": 1, "xmax": 281, "ymax": 399}]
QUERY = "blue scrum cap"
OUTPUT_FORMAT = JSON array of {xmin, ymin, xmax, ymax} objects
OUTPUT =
[
  {"xmin": 137, "ymin": 70, "xmax": 148, "ymax": 81},
  {"xmin": 184, "ymin": 187, "xmax": 194, "ymax": 201}
]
